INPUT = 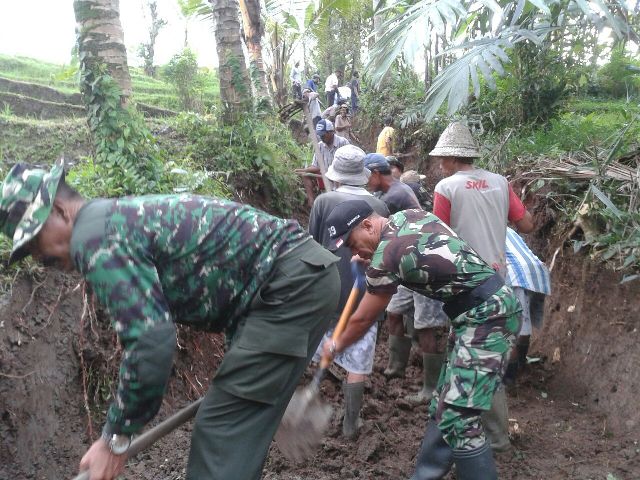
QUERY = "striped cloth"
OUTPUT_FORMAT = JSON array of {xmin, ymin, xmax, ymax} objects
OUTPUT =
[{"xmin": 505, "ymin": 227, "xmax": 551, "ymax": 295}]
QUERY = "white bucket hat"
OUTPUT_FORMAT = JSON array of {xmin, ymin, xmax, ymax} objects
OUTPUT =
[
  {"xmin": 325, "ymin": 145, "xmax": 370, "ymax": 186},
  {"xmin": 429, "ymin": 122, "xmax": 480, "ymax": 158}
]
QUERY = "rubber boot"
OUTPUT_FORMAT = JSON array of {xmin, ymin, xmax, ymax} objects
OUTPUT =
[
  {"xmin": 481, "ymin": 386, "xmax": 511, "ymax": 452},
  {"xmin": 452, "ymin": 442, "xmax": 498, "ymax": 480},
  {"xmin": 517, "ymin": 337, "xmax": 530, "ymax": 370},
  {"xmin": 502, "ymin": 360, "xmax": 518, "ymax": 387},
  {"xmin": 383, "ymin": 335, "xmax": 412, "ymax": 379},
  {"xmin": 405, "ymin": 353, "xmax": 444, "ymax": 405},
  {"xmin": 409, "ymin": 420, "xmax": 453, "ymax": 480},
  {"xmin": 342, "ymin": 381, "xmax": 365, "ymax": 439}
]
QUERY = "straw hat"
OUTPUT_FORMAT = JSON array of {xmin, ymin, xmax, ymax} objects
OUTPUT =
[{"xmin": 429, "ymin": 122, "xmax": 480, "ymax": 158}]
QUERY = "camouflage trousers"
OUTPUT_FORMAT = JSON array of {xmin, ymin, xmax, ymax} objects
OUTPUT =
[{"xmin": 428, "ymin": 285, "xmax": 521, "ymax": 450}]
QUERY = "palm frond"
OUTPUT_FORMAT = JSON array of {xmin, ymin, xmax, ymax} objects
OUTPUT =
[
  {"xmin": 367, "ymin": 0, "xmax": 467, "ymax": 87},
  {"xmin": 421, "ymin": 24, "xmax": 554, "ymax": 119}
]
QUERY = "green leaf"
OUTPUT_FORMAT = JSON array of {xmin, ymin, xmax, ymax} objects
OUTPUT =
[{"xmin": 590, "ymin": 184, "xmax": 623, "ymax": 220}]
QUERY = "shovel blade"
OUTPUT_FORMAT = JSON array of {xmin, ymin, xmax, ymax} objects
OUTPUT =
[{"xmin": 275, "ymin": 385, "xmax": 333, "ymax": 463}]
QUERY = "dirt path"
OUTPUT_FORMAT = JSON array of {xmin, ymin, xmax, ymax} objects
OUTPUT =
[{"xmin": 119, "ymin": 324, "xmax": 638, "ymax": 480}]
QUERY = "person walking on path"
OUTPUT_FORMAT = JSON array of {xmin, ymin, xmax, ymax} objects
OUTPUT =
[
  {"xmin": 290, "ymin": 60, "xmax": 303, "ymax": 100},
  {"xmin": 334, "ymin": 104, "xmax": 356, "ymax": 143},
  {"xmin": 350, "ymin": 71, "xmax": 360, "ymax": 114},
  {"xmin": 308, "ymin": 145, "xmax": 389, "ymax": 439},
  {"xmin": 322, "ymin": 200, "xmax": 521, "ymax": 480},
  {"xmin": 502, "ymin": 227, "xmax": 551, "ymax": 388},
  {"xmin": 324, "ymin": 68, "xmax": 340, "ymax": 106},
  {"xmin": 295, "ymin": 119, "xmax": 350, "ymax": 208},
  {"xmin": 376, "ymin": 117, "xmax": 396, "ymax": 157},
  {"xmin": 306, "ymin": 73, "xmax": 321, "ymax": 92},
  {"xmin": 303, "ymin": 87, "xmax": 322, "ymax": 127},
  {"xmin": 431, "ymin": 121, "xmax": 534, "ymax": 452},
  {"xmin": 0, "ymin": 161, "xmax": 340, "ymax": 480}
]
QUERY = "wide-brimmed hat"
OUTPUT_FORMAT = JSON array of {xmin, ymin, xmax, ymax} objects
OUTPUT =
[
  {"xmin": 0, "ymin": 159, "xmax": 65, "ymax": 264},
  {"xmin": 400, "ymin": 170, "xmax": 426, "ymax": 183},
  {"xmin": 326, "ymin": 145, "xmax": 370, "ymax": 186},
  {"xmin": 429, "ymin": 122, "xmax": 480, "ymax": 158}
]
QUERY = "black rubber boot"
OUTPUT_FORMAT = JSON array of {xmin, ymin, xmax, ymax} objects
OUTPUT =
[
  {"xmin": 410, "ymin": 420, "xmax": 453, "ymax": 480},
  {"xmin": 452, "ymin": 442, "xmax": 498, "ymax": 480},
  {"xmin": 502, "ymin": 360, "xmax": 518, "ymax": 387},
  {"xmin": 517, "ymin": 337, "xmax": 530, "ymax": 370},
  {"xmin": 342, "ymin": 381, "xmax": 365, "ymax": 439}
]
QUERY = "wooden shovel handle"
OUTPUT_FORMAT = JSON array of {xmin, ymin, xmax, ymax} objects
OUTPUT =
[
  {"xmin": 319, "ymin": 282, "xmax": 359, "ymax": 369},
  {"xmin": 72, "ymin": 398, "xmax": 203, "ymax": 480}
]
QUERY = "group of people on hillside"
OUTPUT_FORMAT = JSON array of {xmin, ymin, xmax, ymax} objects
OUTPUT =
[
  {"xmin": 0, "ymin": 117, "xmax": 550, "ymax": 480},
  {"xmin": 291, "ymin": 62, "xmax": 361, "ymax": 127}
]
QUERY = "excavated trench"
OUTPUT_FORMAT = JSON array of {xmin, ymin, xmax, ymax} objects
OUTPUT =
[{"xmin": 0, "ymin": 238, "xmax": 638, "ymax": 480}]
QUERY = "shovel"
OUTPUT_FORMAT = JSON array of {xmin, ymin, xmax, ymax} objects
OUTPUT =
[
  {"xmin": 275, "ymin": 261, "xmax": 365, "ymax": 462},
  {"xmin": 72, "ymin": 398, "xmax": 202, "ymax": 480}
]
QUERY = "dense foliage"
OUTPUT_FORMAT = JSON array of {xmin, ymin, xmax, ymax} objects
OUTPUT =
[
  {"xmin": 77, "ymin": 61, "xmax": 163, "ymax": 196},
  {"xmin": 163, "ymin": 48, "xmax": 207, "ymax": 112},
  {"xmin": 171, "ymin": 112, "xmax": 308, "ymax": 216}
]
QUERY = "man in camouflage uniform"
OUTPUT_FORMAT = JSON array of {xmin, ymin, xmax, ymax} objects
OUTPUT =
[
  {"xmin": 0, "ymin": 160, "xmax": 340, "ymax": 480},
  {"xmin": 323, "ymin": 200, "xmax": 520, "ymax": 480}
]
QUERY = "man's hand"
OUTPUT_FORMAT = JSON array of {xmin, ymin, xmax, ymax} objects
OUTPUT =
[
  {"xmin": 321, "ymin": 337, "xmax": 340, "ymax": 361},
  {"xmin": 351, "ymin": 254, "xmax": 371, "ymax": 266},
  {"xmin": 79, "ymin": 438, "xmax": 127, "ymax": 480}
]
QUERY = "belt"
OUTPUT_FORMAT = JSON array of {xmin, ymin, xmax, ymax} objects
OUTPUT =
[{"xmin": 443, "ymin": 273, "xmax": 505, "ymax": 320}]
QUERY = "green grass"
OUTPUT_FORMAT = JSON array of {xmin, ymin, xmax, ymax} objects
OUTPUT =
[
  {"xmin": 0, "ymin": 115, "xmax": 90, "ymax": 163},
  {"xmin": 0, "ymin": 54, "xmax": 219, "ymax": 110},
  {"xmin": 489, "ymin": 97, "xmax": 640, "ymax": 162}
]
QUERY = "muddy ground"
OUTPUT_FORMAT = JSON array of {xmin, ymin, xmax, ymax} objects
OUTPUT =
[{"xmin": 1, "ymin": 244, "xmax": 639, "ymax": 479}]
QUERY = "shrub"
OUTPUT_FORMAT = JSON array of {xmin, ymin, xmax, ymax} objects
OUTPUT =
[
  {"xmin": 171, "ymin": 112, "xmax": 307, "ymax": 216},
  {"xmin": 597, "ymin": 46, "xmax": 640, "ymax": 99},
  {"xmin": 163, "ymin": 49, "xmax": 206, "ymax": 112}
]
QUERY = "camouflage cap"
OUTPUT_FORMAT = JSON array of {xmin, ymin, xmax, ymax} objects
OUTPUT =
[{"xmin": 0, "ymin": 159, "xmax": 65, "ymax": 264}]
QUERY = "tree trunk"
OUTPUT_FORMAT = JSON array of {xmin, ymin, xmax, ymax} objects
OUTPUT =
[
  {"xmin": 373, "ymin": 0, "xmax": 384, "ymax": 42},
  {"xmin": 238, "ymin": 0, "xmax": 271, "ymax": 106},
  {"xmin": 434, "ymin": 34, "xmax": 440, "ymax": 76},
  {"xmin": 424, "ymin": 43, "xmax": 431, "ymax": 89},
  {"xmin": 142, "ymin": 1, "xmax": 166, "ymax": 77},
  {"xmin": 73, "ymin": 0, "xmax": 132, "ymax": 102},
  {"xmin": 211, "ymin": 0, "xmax": 252, "ymax": 123}
]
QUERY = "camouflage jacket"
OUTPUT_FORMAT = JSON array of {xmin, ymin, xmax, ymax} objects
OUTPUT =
[
  {"xmin": 366, "ymin": 209, "xmax": 496, "ymax": 303},
  {"xmin": 70, "ymin": 195, "xmax": 309, "ymax": 435}
]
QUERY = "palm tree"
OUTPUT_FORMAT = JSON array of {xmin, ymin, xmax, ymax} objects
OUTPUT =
[
  {"xmin": 367, "ymin": 0, "xmax": 637, "ymax": 119},
  {"xmin": 73, "ymin": 0, "xmax": 132, "ymax": 102},
  {"xmin": 239, "ymin": 0, "xmax": 272, "ymax": 105},
  {"xmin": 211, "ymin": 0, "xmax": 253, "ymax": 123}
]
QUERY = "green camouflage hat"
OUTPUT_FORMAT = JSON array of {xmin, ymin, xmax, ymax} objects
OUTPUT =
[{"xmin": 0, "ymin": 159, "xmax": 65, "ymax": 264}]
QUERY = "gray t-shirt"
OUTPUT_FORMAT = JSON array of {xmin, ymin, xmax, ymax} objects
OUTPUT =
[
  {"xmin": 380, "ymin": 179, "xmax": 421, "ymax": 214},
  {"xmin": 309, "ymin": 185, "xmax": 389, "ymax": 314},
  {"xmin": 434, "ymin": 168, "xmax": 517, "ymax": 276}
]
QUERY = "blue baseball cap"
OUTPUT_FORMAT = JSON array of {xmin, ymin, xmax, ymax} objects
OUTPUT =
[{"xmin": 363, "ymin": 153, "xmax": 390, "ymax": 173}]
